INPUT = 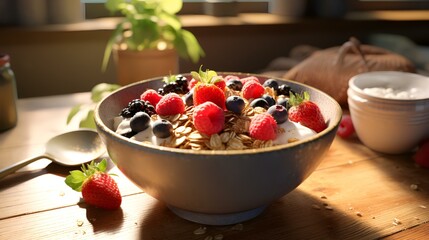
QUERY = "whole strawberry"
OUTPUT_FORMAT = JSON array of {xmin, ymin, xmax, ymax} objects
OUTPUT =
[
  {"xmin": 191, "ymin": 67, "xmax": 226, "ymax": 109},
  {"xmin": 288, "ymin": 92, "xmax": 327, "ymax": 133},
  {"xmin": 65, "ymin": 159, "xmax": 122, "ymax": 210},
  {"xmin": 337, "ymin": 114, "xmax": 355, "ymax": 139},
  {"xmin": 193, "ymin": 83, "xmax": 226, "ymax": 109},
  {"xmin": 414, "ymin": 139, "xmax": 429, "ymax": 169},
  {"xmin": 249, "ymin": 113, "xmax": 277, "ymax": 141}
]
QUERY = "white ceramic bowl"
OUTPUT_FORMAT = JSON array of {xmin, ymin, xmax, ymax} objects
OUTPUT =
[
  {"xmin": 95, "ymin": 73, "xmax": 342, "ymax": 225},
  {"xmin": 348, "ymin": 71, "xmax": 429, "ymax": 154}
]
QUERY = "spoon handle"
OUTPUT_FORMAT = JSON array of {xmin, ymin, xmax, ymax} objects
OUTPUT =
[{"xmin": 0, "ymin": 155, "xmax": 48, "ymax": 180}]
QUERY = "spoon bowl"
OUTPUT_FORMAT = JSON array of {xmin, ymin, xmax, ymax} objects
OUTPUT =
[{"xmin": 0, "ymin": 129, "xmax": 105, "ymax": 180}]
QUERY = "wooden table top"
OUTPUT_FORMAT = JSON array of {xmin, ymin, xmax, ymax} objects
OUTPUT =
[{"xmin": 0, "ymin": 93, "xmax": 428, "ymax": 240}]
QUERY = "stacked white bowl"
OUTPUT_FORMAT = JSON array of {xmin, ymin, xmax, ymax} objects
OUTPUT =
[{"xmin": 348, "ymin": 71, "xmax": 429, "ymax": 154}]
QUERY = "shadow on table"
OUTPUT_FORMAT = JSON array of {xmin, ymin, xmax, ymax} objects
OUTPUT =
[
  {"xmin": 137, "ymin": 189, "xmax": 385, "ymax": 240},
  {"xmin": 80, "ymin": 203, "xmax": 125, "ymax": 233}
]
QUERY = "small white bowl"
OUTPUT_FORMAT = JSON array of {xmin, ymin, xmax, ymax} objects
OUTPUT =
[{"xmin": 348, "ymin": 71, "xmax": 429, "ymax": 154}]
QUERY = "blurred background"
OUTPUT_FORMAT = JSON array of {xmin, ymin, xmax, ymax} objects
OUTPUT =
[{"xmin": 1, "ymin": 0, "xmax": 428, "ymax": 98}]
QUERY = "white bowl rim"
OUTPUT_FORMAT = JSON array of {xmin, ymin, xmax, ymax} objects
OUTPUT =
[
  {"xmin": 348, "ymin": 71, "xmax": 429, "ymax": 102},
  {"xmin": 95, "ymin": 72, "xmax": 342, "ymax": 156}
]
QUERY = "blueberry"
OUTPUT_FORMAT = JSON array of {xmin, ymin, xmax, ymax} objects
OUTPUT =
[
  {"xmin": 263, "ymin": 79, "xmax": 279, "ymax": 91},
  {"xmin": 185, "ymin": 89, "xmax": 194, "ymax": 106},
  {"xmin": 226, "ymin": 95, "xmax": 245, "ymax": 114},
  {"xmin": 121, "ymin": 131, "xmax": 137, "ymax": 138},
  {"xmin": 130, "ymin": 112, "xmax": 151, "ymax": 132},
  {"xmin": 250, "ymin": 98, "xmax": 269, "ymax": 109},
  {"xmin": 226, "ymin": 79, "xmax": 243, "ymax": 91},
  {"xmin": 262, "ymin": 94, "xmax": 276, "ymax": 106},
  {"xmin": 152, "ymin": 119, "xmax": 173, "ymax": 138},
  {"xmin": 277, "ymin": 97, "xmax": 290, "ymax": 109},
  {"xmin": 277, "ymin": 84, "xmax": 292, "ymax": 96},
  {"xmin": 267, "ymin": 105, "xmax": 288, "ymax": 124}
]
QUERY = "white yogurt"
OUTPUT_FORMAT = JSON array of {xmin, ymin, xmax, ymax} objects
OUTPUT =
[
  {"xmin": 274, "ymin": 121, "xmax": 316, "ymax": 145},
  {"xmin": 114, "ymin": 115, "xmax": 316, "ymax": 147},
  {"xmin": 363, "ymin": 87, "xmax": 419, "ymax": 99},
  {"xmin": 114, "ymin": 116, "xmax": 173, "ymax": 145}
]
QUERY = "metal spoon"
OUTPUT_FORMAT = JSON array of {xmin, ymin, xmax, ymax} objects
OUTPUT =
[{"xmin": 0, "ymin": 129, "xmax": 105, "ymax": 180}]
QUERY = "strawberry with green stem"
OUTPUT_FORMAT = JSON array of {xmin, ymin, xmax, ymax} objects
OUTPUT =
[
  {"xmin": 65, "ymin": 159, "xmax": 122, "ymax": 210},
  {"xmin": 191, "ymin": 67, "xmax": 226, "ymax": 109},
  {"xmin": 288, "ymin": 91, "xmax": 327, "ymax": 133}
]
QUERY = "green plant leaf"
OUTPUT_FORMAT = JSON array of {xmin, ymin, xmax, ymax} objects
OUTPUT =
[
  {"xmin": 96, "ymin": 159, "xmax": 108, "ymax": 172},
  {"xmin": 65, "ymin": 170, "xmax": 85, "ymax": 191},
  {"xmin": 132, "ymin": 18, "xmax": 160, "ymax": 50},
  {"xmin": 105, "ymin": 0, "xmax": 124, "ymax": 12},
  {"xmin": 102, "ymin": 21, "xmax": 125, "ymax": 72},
  {"xmin": 65, "ymin": 159, "xmax": 109, "ymax": 192},
  {"xmin": 176, "ymin": 29, "xmax": 205, "ymax": 63},
  {"xmin": 159, "ymin": 12, "xmax": 181, "ymax": 30},
  {"xmin": 79, "ymin": 109, "xmax": 96, "ymax": 129},
  {"xmin": 103, "ymin": 0, "xmax": 204, "ymax": 65},
  {"xmin": 67, "ymin": 104, "xmax": 82, "ymax": 125},
  {"xmin": 160, "ymin": 0, "xmax": 182, "ymax": 14},
  {"xmin": 91, "ymin": 83, "xmax": 121, "ymax": 102}
]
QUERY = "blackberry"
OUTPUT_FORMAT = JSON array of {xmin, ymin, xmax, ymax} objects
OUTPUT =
[
  {"xmin": 128, "ymin": 99, "xmax": 144, "ymax": 113},
  {"xmin": 161, "ymin": 75, "xmax": 189, "ymax": 95},
  {"xmin": 120, "ymin": 99, "xmax": 156, "ymax": 118},
  {"xmin": 157, "ymin": 87, "xmax": 164, "ymax": 95},
  {"xmin": 120, "ymin": 108, "xmax": 134, "ymax": 118}
]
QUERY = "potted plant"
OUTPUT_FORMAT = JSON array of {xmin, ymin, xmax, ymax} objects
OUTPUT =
[{"xmin": 102, "ymin": 0, "xmax": 205, "ymax": 86}]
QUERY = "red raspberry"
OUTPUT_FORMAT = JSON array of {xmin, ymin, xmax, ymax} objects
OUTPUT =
[
  {"xmin": 414, "ymin": 139, "xmax": 429, "ymax": 169},
  {"xmin": 188, "ymin": 78, "xmax": 198, "ymax": 90},
  {"xmin": 156, "ymin": 93, "xmax": 185, "ymax": 116},
  {"xmin": 249, "ymin": 113, "xmax": 277, "ymax": 141},
  {"xmin": 242, "ymin": 80, "xmax": 265, "ymax": 100},
  {"xmin": 140, "ymin": 89, "xmax": 162, "ymax": 107},
  {"xmin": 337, "ymin": 114, "xmax": 355, "ymax": 138},
  {"xmin": 192, "ymin": 102, "xmax": 225, "ymax": 136},
  {"xmin": 240, "ymin": 76, "xmax": 260, "ymax": 85},
  {"xmin": 223, "ymin": 75, "xmax": 239, "ymax": 82}
]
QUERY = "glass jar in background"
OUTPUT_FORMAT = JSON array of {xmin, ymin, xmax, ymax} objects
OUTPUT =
[{"xmin": 0, "ymin": 54, "xmax": 18, "ymax": 132}]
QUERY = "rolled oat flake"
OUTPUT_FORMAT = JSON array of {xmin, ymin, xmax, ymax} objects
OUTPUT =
[{"xmin": 0, "ymin": 54, "xmax": 18, "ymax": 131}]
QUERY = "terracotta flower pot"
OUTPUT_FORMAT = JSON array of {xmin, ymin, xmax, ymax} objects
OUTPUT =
[{"xmin": 113, "ymin": 48, "xmax": 179, "ymax": 86}]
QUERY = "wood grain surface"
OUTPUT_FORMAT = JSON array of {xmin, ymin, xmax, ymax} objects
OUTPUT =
[{"xmin": 0, "ymin": 93, "xmax": 427, "ymax": 240}]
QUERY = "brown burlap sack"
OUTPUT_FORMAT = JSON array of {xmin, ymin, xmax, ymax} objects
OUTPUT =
[{"xmin": 283, "ymin": 37, "xmax": 416, "ymax": 106}]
